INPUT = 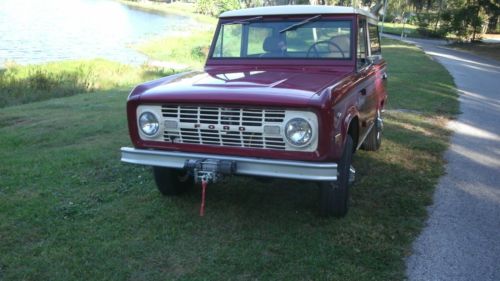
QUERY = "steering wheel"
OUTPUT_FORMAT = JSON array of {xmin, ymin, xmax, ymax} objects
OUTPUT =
[{"xmin": 306, "ymin": 40, "xmax": 345, "ymax": 58}]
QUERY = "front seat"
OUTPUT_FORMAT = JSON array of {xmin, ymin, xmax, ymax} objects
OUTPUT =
[
  {"xmin": 329, "ymin": 34, "xmax": 350, "ymax": 58},
  {"xmin": 261, "ymin": 36, "xmax": 283, "ymax": 57}
]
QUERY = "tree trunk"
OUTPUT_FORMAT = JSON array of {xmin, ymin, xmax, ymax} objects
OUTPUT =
[
  {"xmin": 488, "ymin": 15, "xmax": 498, "ymax": 33},
  {"xmin": 472, "ymin": 7, "xmax": 480, "ymax": 42},
  {"xmin": 434, "ymin": 0, "xmax": 443, "ymax": 32}
]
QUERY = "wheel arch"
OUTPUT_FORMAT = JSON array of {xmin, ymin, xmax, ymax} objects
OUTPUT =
[
  {"xmin": 342, "ymin": 107, "xmax": 360, "ymax": 153},
  {"xmin": 347, "ymin": 116, "xmax": 359, "ymax": 152}
]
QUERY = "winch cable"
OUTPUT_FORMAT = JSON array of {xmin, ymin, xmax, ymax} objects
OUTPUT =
[
  {"xmin": 200, "ymin": 177, "xmax": 208, "ymax": 216},
  {"xmin": 183, "ymin": 159, "xmax": 236, "ymax": 216}
]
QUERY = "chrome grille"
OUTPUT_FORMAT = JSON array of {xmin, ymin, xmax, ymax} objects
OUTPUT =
[
  {"xmin": 162, "ymin": 105, "xmax": 285, "ymax": 126},
  {"xmin": 161, "ymin": 105, "xmax": 286, "ymax": 150}
]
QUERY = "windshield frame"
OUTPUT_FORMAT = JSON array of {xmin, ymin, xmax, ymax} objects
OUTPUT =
[{"xmin": 207, "ymin": 15, "xmax": 357, "ymax": 66}]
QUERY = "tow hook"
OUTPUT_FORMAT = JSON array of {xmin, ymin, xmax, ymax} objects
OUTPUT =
[{"xmin": 183, "ymin": 159, "xmax": 237, "ymax": 216}]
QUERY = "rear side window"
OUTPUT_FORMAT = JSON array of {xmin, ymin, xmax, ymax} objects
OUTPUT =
[{"xmin": 368, "ymin": 24, "xmax": 381, "ymax": 54}]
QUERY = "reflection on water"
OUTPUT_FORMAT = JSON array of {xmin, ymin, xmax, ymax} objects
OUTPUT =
[{"xmin": 0, "ymin": 0, "xmax": 200, "ymax": 65}]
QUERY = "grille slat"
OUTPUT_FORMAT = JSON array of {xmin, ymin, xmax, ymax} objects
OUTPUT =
[{"xmin": 161, "ymin": 105, "xmax": 287, "ymax": 150}]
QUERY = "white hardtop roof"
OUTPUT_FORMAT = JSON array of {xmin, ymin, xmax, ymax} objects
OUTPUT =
[{"xmin": 220, "ymin": 5, "xmax": 377, "ymax": 20}]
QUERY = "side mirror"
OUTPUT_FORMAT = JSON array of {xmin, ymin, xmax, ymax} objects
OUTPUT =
[{"xmin": 367, "ymin": 54, "xmax": 383, "ymax": 64}]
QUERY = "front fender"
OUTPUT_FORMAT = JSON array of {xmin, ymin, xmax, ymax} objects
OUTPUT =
[{"xmin": 342, "ymin": 106, "xmax": 360, "ymax": 146}]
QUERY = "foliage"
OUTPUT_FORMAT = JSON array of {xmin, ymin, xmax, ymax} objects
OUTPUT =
[
  {"xmin": 416, "ymin": 13, "xmax": 435, "ymax": 33},
  {"xmin": 440, "ymin": 5, "xmax": 484, "ymax": 41},
  {"xmin": 385, "ymin": 0, "xmax": 410, "ymax": 22},
  {"xmin": 380, "ymin": 22, "xmax": 423, "ymax": 37},
  {"xmin": 195, "ymin": 0, "xmax": 217, "ymax": 16},
  {"xmin": 241, "ymin": 0, "xmax": 264, "ymax": 8},
  {"xmin": 415, "ymin": 12, "xmax": 448, "ymax": 38},
  {"xmin": 0, "ymin": 60, "xmax": 174, "ymax": 108},
  {"xmin": 136, "ymin": 31, "xmax": 213, "ymax": 69},
  {"xmin": 196, "ymin": 0, "xmax": 241, "ymax": 16},
  {"xmin": 384, "ymin": 0, "xmax": 499, "ymax": 35},
  {"xmin": 118, "ymin": 0, "xmax": 216, "ymax": 25}
]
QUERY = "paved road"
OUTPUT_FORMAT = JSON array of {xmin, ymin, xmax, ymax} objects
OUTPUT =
[{"xmin": 387, "ymin": 36, "xmax": 500, "ymax": 280}]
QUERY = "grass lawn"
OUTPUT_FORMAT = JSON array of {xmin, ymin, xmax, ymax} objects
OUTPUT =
[
  {"xmin": 380, "ymin": 23, "xmax": 421, "ymax": 38},
  {"xmin": 0, "ymin": 39, "xmax": 457, "ymax": 280},
  {"xmin": 0, "ymin": 60, "xmax": 173, "ymax": 108},
  {"xmin": 136, "ymin": 31, "xmax": 214, "ymax": 69},
  {"xmin": 448, "ymin": 41, "xmax": 500, "ymax": 61}
]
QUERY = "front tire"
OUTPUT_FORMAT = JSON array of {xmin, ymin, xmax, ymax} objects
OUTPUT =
[
  {"xmin": 361, "ymin": 109, "xmax": 383, "ymax": 151},
  {"xmin": 318, "ymin": 135, "xmax": 354, "ymax": 218},
  {"xmin": 152, "ymin": 167, "xmax": 193, "ymax": 196}
]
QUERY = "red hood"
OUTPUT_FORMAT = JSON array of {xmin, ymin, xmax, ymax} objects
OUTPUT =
[{"xmin": 132, "ymin": 67, "xmax": 351, "ymax": 107}]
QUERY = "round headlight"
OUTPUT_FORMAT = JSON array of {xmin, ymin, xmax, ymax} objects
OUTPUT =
[
  {"xmin": 285, "ymin": 118, "xmax": 313, "ymax": 147},
  {"xmin": 139, "ymin": 112, "xmax": 159, "ymax": 136}
]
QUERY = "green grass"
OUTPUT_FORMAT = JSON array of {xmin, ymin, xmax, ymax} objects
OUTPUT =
[
  {"xmin": 0, "ymin": 39, "xmax": 457, "ymax": 280},
  {"xmin": 0, "ymin": 60, "xmax": 174, "ymax": 108},
  {"xmin": 383, "ymin": 39, "xmax": 459, "ymax": 117},
  {"xmin": 136, "ymin": 31, "xmax": 214, "ymax": 69},
  {"xmin": 381, "ymin": 23, "xmax": 421, "ymax": 38}
]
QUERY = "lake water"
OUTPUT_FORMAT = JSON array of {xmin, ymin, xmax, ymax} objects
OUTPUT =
[{"xmin": 0, "ymin": 0, "xmax": 202, "ymax": 66}]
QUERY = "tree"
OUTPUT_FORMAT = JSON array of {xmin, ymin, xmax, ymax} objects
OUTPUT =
[
  {"xmin": 438, "ymin": 0, "xmax": 499, "ymax": 40},
  {"xmin": 196, "ymin": 0, "xmax": 241, "ymax": 16}
]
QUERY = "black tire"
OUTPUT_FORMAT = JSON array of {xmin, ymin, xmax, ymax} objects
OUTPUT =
[
  {"xmin": 152, "ymin": 167, "xmax": 193, "ymax": 196},
  {"xmin": 318, "ymin": 135, "xmax": 353, "ymax": 218},
  {"xmin": 362, "ymin": 109, "xmax": 383, "ymax": 151}
]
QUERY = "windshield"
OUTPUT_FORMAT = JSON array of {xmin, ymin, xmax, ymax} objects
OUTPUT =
[{"xmin": 211, "ymin": 19, "xmax": 352, "ymax": 59}]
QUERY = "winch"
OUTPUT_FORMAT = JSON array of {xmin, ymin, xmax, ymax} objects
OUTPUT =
[{"xmin": 183, "ymin": 159, "xmax": 237, "ymax": 216}]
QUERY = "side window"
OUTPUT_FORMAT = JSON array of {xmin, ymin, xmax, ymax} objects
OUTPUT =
[
  {"xmin": 213, "ymin": 24, "xmax": 243, "ymax": 58},
  {"xmin": 357, "ymin": 19, "xmax": 368, "ymax": 69},
  {"xmin": 368, "ymin": 24, "xmax": 381, "ymax": 55}
]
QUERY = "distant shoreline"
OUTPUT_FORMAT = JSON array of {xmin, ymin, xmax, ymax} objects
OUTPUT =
[
  {"xmin": 117, "ymin": 1, "xmax": 217, "ymax": 70},
  {"xmin": 116, "ymin": 0, "xmax": 216, "ymax": 25},
  {"xmin": 1, "ymin": 1, "xmax": 215, "ymax": 69}
]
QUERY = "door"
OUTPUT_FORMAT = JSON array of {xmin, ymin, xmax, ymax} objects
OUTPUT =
[{"xmin": 355, "ymin": 18, "xmax": 378, "ymax": 139}]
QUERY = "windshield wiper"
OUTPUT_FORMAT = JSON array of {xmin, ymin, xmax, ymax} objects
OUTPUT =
[
  {"xmin": 223, "ymin": 16, "xmax": 263, "ymax": 25},
  {"xmin": 279, "ymin": 15, "xmax": 322, "ymax": 33}
]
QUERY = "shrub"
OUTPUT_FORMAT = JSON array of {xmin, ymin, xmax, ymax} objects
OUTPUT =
[
  {"xmin": 441, "ymin": 6, "xmax": 484, "ymax": 41},
  {"xmin": 415, "ymin": 12, "xmax": 447, "ymax": 38},
  {"xmin": 0, "ymin": 60, "xmax": 171, "ymax": 108},
  {"xmin": 196, "ymin": 0, "xmax": 241, "ymax": 16},
  {"xmin": 191, "ymin": 45, "xmax": 210, "ymax": 61}
]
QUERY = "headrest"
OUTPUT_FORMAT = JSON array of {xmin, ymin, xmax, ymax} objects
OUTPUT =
[{"xmin": 263, "ymin": 36, "xmax": 282, "ymax": 53}]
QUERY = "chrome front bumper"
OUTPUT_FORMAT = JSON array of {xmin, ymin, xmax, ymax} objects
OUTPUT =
[{"xmin": 120, "ymin": 147, "xmax": 338, "ymax": 181}]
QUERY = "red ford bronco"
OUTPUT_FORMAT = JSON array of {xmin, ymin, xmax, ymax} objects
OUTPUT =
[{"xmin": 121, "ymin": 5, "xmax": 387, "ymax": 217}]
